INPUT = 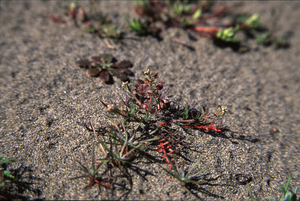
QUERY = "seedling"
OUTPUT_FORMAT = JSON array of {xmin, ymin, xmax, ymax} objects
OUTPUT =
[
  {"xmin": 216, "ymin": 26, "xmax": 239, "ymax": 43},
  {"xmin": 238, "ymin": 14, "xmax": 261, "ymax": 30},
  {"xmin": 129, "ymin": 19, "xmax": 148, "ymax": 36},
  {"xmin": 75, "ymin": 54, "xmax": 134, "ymax": 83},
  {"xmin": 163, "ymin": 154, "xmax": 210, "ymax": 187},
  {"xmin": 71, "ymin": 147, "xmax": 114, "ymax": 190}
]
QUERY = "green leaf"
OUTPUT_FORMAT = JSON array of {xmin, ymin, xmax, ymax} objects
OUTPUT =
[
  {"xmin": 3, "ymin": 170, "xmax": 14, "ymax": 179},
  {"xmin": 192, "ymin": 8, "xmax": 202, "ymax": 20},
  {"xmin": 264, "ymin": 197, "xmax": 277, "ymax": 201},
  {"xmin": 0, "ymin": 155, "xmax": 17, "ymax": 165},
  {"xmin": 130, "ymin": 102, "xmax": 135, "ymax": 116},
  {"xmin": 182, "ymin": 103, "xmax": 189, "ymax": 119},
  {"xmin": 247, "ymin": 183, "xmax": 257, "ymax": 201},
  {"xmin": 129, "ymin": 19, "xmax": 147, "ymax": 35},
  {"xmin": 187, "ymin": 157, "xmax": 202, "ymax": 176}
]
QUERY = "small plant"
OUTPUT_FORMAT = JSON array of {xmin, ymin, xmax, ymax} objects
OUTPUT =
[
  {"xmin": 70, "ymin": 148, "xmax": 113, "ymax": 190},
  {"xmin": 238, "ymin": 14, "xmax": 261, "ymax": 30},
  {"xmin": 247, "ymin": 174, "xmax": 300, "ymax": 201},
  {"xmin": 163, "ymin": 155, "xmax": 210, "ymax": 187},
  {"xmin": 129, "ymin": 19, "xmax": 148, "ymax": 36},
  {"xmin": 75, "ymin": 54, "xmax": 134, "ymax": 83},
  {"xmin": 216, "ymin": 26, "xmax": 239, "ymax": 43}
]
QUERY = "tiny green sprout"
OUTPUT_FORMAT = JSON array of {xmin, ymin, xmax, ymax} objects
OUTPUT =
[
  {"xmin": 256, "ymin": 32, "xmax": 272, "ymax": 45},
  {"xmin": 102, "ymin": 24, "xmax": 122, "ymax": 39},
  {"xmin": 129, "ymin": 18, "xmax": 148, "ymax": 35},
  {"xmin": 216, "ymin": 27, "xmax": 238, "ymax": 42},
  {"xmin": 245, "ymin": 14, "xmax": 261, "ymax": 29}
]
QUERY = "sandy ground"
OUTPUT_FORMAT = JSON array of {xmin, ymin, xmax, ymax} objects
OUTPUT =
[{"xmin": 1, "ymin": 1, "xmax": 300, "ymax": 200}]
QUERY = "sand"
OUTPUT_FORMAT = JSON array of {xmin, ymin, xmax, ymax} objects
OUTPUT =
[{"xmin": 1, "ymin": 1, "xmax": 300, "ymax": 200}]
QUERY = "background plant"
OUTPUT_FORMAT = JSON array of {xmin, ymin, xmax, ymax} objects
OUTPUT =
[
  {"xmin": 247, "ymin": 174, "xmax": 300, "ymax": 201},
  {"xmin": 131, "ymin": 0, "xmax": 289, "ymax": 50}
]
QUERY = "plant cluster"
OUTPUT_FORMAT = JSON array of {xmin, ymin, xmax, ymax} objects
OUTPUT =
[
  {"xmin": 75, "ymin": 54, "xmax": 134, "ymax": 84},
  {"xmin": 72, "ymin": 69, "xmax": 228, "ymax": 198},
  {"xmin": 130, "ymin": 0, "xmax": 289, "ymax": 49}
]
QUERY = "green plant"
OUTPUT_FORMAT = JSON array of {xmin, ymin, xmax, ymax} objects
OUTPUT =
[
  {"xmin": 216, "ymin": 26, "xmax": 239, "ymax": 43},
  {"xmin": 102, "ymin": 24, "xmax": 123, "ymax": 39},
  {"xmin": 129, "ymin": 18, "xmax": 148, "ymax": 35},
  {"xmin": 238, "ymin": 14, "xmax": 261, "ymax": 29},
  {"xmin": 247, "ymin": 174, "xmax": 300, "ymax": 201}
]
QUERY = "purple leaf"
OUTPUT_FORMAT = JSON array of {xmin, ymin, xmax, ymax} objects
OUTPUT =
[
  {"xmin": 99, "ymin": 71, "xmax": 111, "ymax": 83},
  {"xmin": 75, "ymin": 59, "xmax": 91, "ymax": 68}
]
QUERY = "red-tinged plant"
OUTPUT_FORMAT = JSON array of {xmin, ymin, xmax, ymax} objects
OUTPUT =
[
  {"xmin": 122, "ymin": 69, "xmax": 169, "ymax": 117},
  {"xmin": 156, "ymin": 128, "xmax": 191, "ymax": 169},
  {"xmin": 75, "ymin": 54, "xmax": 134, "ymax": 84},
  {"xmin": 70, "ymin": 147, "xmax": 114, "ymax": 190}
]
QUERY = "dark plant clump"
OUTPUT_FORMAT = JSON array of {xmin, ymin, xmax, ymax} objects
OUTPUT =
[
  {"xmin": 75, "ymin": 54, "xmax": 134, "ymax": 84},
  {"xmin": 72, "ymin": 69, "xmax": 229, "ymax": 198}
]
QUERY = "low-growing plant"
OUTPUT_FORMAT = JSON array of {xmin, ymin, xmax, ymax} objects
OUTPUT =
[
  {"xmin": 75, "ymin": 54, "xmax": 134, "ymax": 83},
  {"xmin": 70, "ymin": 148, "xmax": 113, "ymax": 190},
  {"xmin": 163, "ymin": 155, "xmax": 211, "ymax": 187}
]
